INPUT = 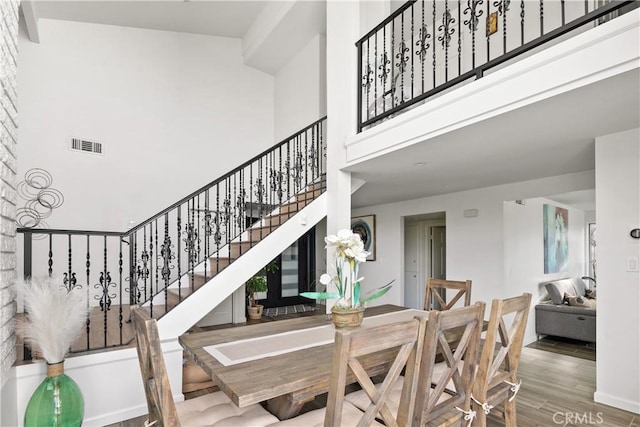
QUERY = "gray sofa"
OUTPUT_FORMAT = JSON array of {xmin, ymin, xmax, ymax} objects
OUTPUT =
[{"xmin": 535, "ymin": 278, "xmax": 596, "ymax": 343}]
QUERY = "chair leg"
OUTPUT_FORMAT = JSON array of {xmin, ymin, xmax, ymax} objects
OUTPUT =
[
  {"xmin": 504, "ymin": 398, "xmax": 517, "ymax": 427},
  {"xmin": 472, "ymin": 402, "xmax": 487, "ymax": 427}
]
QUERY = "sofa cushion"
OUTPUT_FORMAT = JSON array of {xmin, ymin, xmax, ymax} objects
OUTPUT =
[
  {"xmin": 570, "ymin": 277, "xmax": 588, "ymax": 296},
  {"xmin": 545, "ymin": 279, "xmax": 577, "ymax": 305},
  {"xmin": 564, "ymin": 293, "xmax": 592, "ymax": 308}
]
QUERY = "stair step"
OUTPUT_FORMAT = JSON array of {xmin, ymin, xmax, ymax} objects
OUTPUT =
[
  {"xmin": 279, "ymin": 198, "xmax": 309, "ymax": 214},
  {"xmin": 208, "ymin": 256, "xmax": 234, "ymax": 275},
  {"xmin": 263, "ymin": 211, "xmax": 296, "ymax": 227},
  {"xmin": 296, "ymin": 188, "xmax": 323, "ymax": 202},
  {"xmin": 229, "ymin": 241, "xmax": 256, "ymax": 258},
  {"xmin": 249, "ymin": 224, "xmax": 279, "ymax": 241},
  {"xmin": 167, "ymin": 287, "xmax": 196, "ymax": 307}
]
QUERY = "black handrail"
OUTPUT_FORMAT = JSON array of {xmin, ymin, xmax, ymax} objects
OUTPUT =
[
  {"xmin": 356, "ymin": 0, "xmax": 636, "ymax": 131},
  {"xmin": 17, "ymin": 228, "xmax": 125, "ymax": 237},
  {"xmin": 128, "ymin": 116, "xmax": 327, "ymax": 234}
]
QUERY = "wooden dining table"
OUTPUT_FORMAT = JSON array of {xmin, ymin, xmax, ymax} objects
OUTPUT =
[{"xmin": 179, "ymin": 304, "xmax": 475, "ymax": 420}]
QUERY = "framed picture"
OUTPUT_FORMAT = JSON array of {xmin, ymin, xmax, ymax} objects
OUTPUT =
[
  {"xmin": 543, "ymin": 204, "xmax": 569, "ymax": 274},
  {"xmin": 351, "ymin": 215, "xmax": 376, "ymax": 261}
]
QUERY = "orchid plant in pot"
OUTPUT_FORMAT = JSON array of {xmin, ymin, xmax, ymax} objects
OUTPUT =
[{"xmin": 301, "ymin": 229, "xmax": 392, "ymax": 328}]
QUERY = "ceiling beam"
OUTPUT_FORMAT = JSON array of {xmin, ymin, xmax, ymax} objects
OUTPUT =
[{"xmin": 21, "ymin": 1, "xmax": 40, "ymax": 43}]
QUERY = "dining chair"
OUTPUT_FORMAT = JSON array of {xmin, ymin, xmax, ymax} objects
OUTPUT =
[
  {"xmin": 269, "ymin": 317, "xmax": 427, "ymax": 427},
  {"xmin": 412, "ymin": 302, "xmax": 485, "ymax": 426},
  {"xmin": 130, "ymin": 306, "xmax": 279, "ymax": 427},
  {"xmin": 345, "ymin": 304, "xmax": 485, "ymax": 426},
  {"xmin": 424, "ymin": 278, "xmax": 472, "ymax": 311},
  {"xmin": 471, "ymin": 293, "xmax": 532, "ymax": 427}
]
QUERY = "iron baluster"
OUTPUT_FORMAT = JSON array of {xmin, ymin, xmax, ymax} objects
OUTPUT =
[
  {"xmin": 432, "ymin": 0, "xmax": 437, "ymax": 87},
  {"xmin": 64, "ymin": 234, "xmax": 78, "ymax": 291},
  {"xmin": 561, "ymin": 0, "xmax": 565, "ymax": 25},
  {"xmin": 374, "ymin": 32, "xmax": 378, "ymax": 118},
  {"xmin": 521, "ymin": 0, "xmax": 525, "ymax": 45},
  {"xmin": 458, "ymin": 0, "xmax": 462, "ymax": 76},
  {"xmin": 149, "ymin": 222, "xmax": 154, "ymax": 315},
  {"xmin": 437, "ymin": 0, "xmax": 456, "ymax": 82},
  {"xmin": 487, "ymin": 0, "xmax": 491, "ymax": 62},
  {"xmin": 48, "ymin": 234, "xmax": 52, "ymax": 277},
  {"xmin": 177, "ymin": 206, "xmax": 182, "ymax": 301},
  {"xmin": 118, "ymin": 239, "xmax": 123, "ymax": 344},
  {"xmin": 160, "ymin": 212, "xmax": 174, "ymax": 311},
  {"xmin": 464, "ymin": 0, "xmax": 483, "ymax": 70},
  {"xmin": 411, "ymin": 3, "xmax": 415, "ymax": 99},
  {"xmin": 204, "ymin": 190, "xmax": 209, "ymax": 282},
  {"xmin": 492, "ymin": 0, "xmax": 511, "ymax": 54},
  {"xmin": 540, "ymin": 0, "xmax": 544, "ymax": 36},
  {"xmin": 85, "ymin": 236, "xmax": 90, "ymax": 350}
]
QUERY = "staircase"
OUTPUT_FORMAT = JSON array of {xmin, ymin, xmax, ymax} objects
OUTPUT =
[{"xmin": 17, "ymin": 117, "xmax": 328, "ymax": 357}]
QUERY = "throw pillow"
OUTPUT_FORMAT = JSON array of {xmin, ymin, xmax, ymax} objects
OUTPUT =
[
  {"xmin": 564, "ymin": 292, "xmax": 592, "ymax": 308},
  {"xmin": 586, "ymin": 290, "xmax": 597, "ymax": 299}
]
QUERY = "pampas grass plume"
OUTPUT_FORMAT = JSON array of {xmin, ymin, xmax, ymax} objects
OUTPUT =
[{"xmin": 19, "ymin": 277, "xmax": 88, "ymax": 364}]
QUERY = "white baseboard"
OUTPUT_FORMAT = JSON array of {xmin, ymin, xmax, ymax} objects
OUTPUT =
[
  {"xmin": 593, "ymin": 391, "xmax": 640, "ymax": 415},
  {"xmin": 83, "ymin": 403, "xmax": 147, "ymax": 427}
]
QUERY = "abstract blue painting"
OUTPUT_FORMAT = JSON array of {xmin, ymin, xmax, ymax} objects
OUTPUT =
[{"xmin": 544, "ymin": 204, "xmax": 569, "ymax": 274}]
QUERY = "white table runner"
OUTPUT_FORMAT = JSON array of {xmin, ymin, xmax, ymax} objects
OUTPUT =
[{"xmin": 204, "ymin": 309, "xmax": 426, "ymax": 366}]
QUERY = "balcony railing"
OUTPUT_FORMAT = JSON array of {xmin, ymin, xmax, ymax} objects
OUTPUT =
[
  {"xmin": 17, "ymin": 117, "xmax": 327, "ymax": 357},
  {"xmin": 356, "ymin": 0, "xmax": 636, "ymax": 132}
]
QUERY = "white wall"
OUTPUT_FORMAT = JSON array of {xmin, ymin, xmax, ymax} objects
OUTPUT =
[
  {"xmin": 274, "ymin": 34, "xmax": 326, "ymax": 141},
  {"xmin": 503, "ymin": 197, "xmax": 586, "ymax": 345},
  {"xmin": 351, "ymin": 171, "xmax": 594, "ymax": 313},
  {"xmin": 594, "ymin": 127, "xmax": 640, "ymax": 414},
  {"xmin": 2, "ymin": 340, "xmax": 183, "ymax": 427},
  {"xmin": 17, "ymin": 19, "xmax": 274, "ymax": 232}
]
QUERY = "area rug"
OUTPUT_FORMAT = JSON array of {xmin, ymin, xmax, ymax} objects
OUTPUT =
[{"xmin": 263, "ymin": 304, "xmax": 317, "ymax": 318}]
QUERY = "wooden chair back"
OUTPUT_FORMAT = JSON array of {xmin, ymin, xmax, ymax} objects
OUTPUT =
[
  {"xmin": 472, "ymin": 293, "xmax": 532, "ymax": 402},
  {"xmin": 131, "ymin": 305, "xmax": 181, "ymax": 427},
  {"xmin": 412, "ymin": 302, "xmax": 486, "ymax": 426},
  {"xmin": 325, "ymin": 317, "xmax": 427, "ymax": 427},
  {"xmin": 424, "ymin": 278, "xmax": 472, "ymax": 311}
]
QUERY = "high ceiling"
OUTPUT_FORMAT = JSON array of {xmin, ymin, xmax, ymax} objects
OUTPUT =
[
  {"xmin": 347, "ymin": 68, "xmax": 640, "ymax": 210},
  {"xmin": 32, "ymin": 1, "xmax": 269, "ymax": 38}
]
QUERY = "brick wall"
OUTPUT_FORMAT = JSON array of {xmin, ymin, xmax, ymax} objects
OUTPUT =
[{"xmin": 0, "ymin": 0, "xmax": 19, "ymax": 382}]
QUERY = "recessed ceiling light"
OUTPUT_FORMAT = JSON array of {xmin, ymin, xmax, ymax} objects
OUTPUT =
[{"xmin": 414, "ymin": 162, "xmax": 426, "ymax": 167}]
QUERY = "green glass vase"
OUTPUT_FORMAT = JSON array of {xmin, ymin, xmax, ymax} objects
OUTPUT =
[{"xmin": 24, "ymin": 362, "xmax": 84, "ymax": 427}]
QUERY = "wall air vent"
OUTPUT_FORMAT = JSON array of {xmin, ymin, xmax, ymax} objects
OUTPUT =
[{"xmin": 70, "ymin": 138, "xmax": 103, "ymax": 155}]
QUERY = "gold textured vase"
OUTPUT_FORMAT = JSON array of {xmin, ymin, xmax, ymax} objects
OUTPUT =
[{"xmin": 331, "ymin": 306, "xmax": 365, "ymax": 329}]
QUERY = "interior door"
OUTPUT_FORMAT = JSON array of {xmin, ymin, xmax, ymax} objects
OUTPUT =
[
  {"xmin": 262, "ymin": 229, "xmax": 315, "ymax": 308},
  {"xmin": 404, "ymin": 223, "xmax": 420, "ymax": 309},
  {"xmin": 430, "ymin": 225, "xmax": 446, "ymax": 308},
  {"xmin": 430, "ymin": 226, "xmax": 446, "ymax": 279}
]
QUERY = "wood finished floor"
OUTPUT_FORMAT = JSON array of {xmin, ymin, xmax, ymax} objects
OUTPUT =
[
  {"xmin": 526, "ymin": 335, "xmax": 596, "ymax": 361},
  {"xmin": 107, "ymin": 313, "xmax": 637, "ymax": 427}
]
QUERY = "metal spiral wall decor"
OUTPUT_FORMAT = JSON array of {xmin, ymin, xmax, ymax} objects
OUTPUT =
[{"xmin": 16, "ymin": 168, "xmax": 64, "ymax": 229}]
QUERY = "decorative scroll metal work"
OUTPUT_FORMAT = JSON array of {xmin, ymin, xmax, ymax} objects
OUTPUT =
[
  {"xmin": 95, "ymin": 271, "xmax": 116, "ymax": 312},
  {"xmin": 464, "ymin": 0, "xmax": 484, "ymax": 32},
  {"xmin": 159, "ymin": 231, "xmax": 174, "ymax": 283},
  {"xmin": 63, "ymin": 272, "xmax": 78, "ymax": 291},
  {"xmin": 416, "ymin": 25, "xmax": 431, "ymax": 61},
  {"xmin": 182, "ymin": 222, "xmax": 201, "ymax": 265},
  {"xmin": 438, "ymin": 7, "xmax": 456, "ymax": 49}
]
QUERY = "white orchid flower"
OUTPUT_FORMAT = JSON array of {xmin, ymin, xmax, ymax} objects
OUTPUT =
[{"xmin": 319, "ymin": 273, "xmax": 332, "ymax": 285}]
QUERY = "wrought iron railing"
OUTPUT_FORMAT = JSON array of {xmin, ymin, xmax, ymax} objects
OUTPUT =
[
  {"xmin": 18, "ymin": 117, "xmax": 327, "ymax": 357},
  {"xmin": 356, "ymin": 0, "xmax": 636, "ymax": 131}
]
